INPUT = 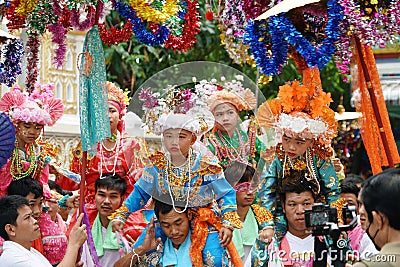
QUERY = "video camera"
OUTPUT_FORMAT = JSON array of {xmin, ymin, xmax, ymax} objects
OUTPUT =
[
  {"xmin": 304, "ymin": 203, "xmax": 358, "ymax": 267},
  {"xmin": 304, "ymin": 203, "xmax": 357, "ymax": 237}
]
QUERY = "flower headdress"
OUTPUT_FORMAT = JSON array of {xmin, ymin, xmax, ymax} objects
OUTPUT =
[
  {"xmin": 257, "ymin": 68, "xmax": 337, "ymax": 147},
  {"xmin": 105, "ymin": 81, "xmax": 130, "ymax": 116},
  {"xmin": 0, "ymin": 84, "xmax": 64, "ymax": 126},
  {"xmin": 139, "ymin": 85, "xmax": 214, "ymax": 136},
  {"xmin": 195, "ymin": 75, "xmax": 257, "ymax": 112}
]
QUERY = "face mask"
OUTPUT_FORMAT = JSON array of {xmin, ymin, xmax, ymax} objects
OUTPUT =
[{"xmin": 366, "ymin": 221, "xmax": 381, "ymax": 250}]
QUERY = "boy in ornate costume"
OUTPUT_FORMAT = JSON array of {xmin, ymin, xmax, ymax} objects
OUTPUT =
[
  {"xmin": 0, "ymin": 84, "xmax": 64, "ymax": 197},
  {"xmin": 199, "ymin": 76, "xmax": 266, "ymax": 171},
  {"xmin": 256, "ymin": 68, "xmax": 342, "ymax": 247},
  {"xmin": 224, "ymin": 162, "xmax": 273, "ymax": 264},
  {"xmin": 111, "ymin": 86, "xmax": 243, "ymax": 266},
  {"xmin": 56, "ymin": 82, "xmax": 144, "ymax": 207}
]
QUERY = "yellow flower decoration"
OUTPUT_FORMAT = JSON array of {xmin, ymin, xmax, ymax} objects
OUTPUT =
[
  {"xmin": 130, "ymin": 0, "xmax": 179, "ymax": 23},
  {"xmin": 16, "ymin": 0, "xmax": 38, "ymax": 16}
]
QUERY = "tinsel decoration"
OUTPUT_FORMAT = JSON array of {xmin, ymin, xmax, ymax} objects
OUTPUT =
[
  {"xmin": 164, "ymin": 0, "xmax": 200, "ymax": 52},
  {"xmin": 243, "ymin": 0, "xmax": 272, "ymax": 20},
  {"xmin": 98, "ymin": 19, "xmax": 133, "ymax": 46},
  {"xmin": 48, "ymin": 24, "xmax": 67, "ymax": 69},
  {"xmin": 244, "ymin": 19, "xmax": 288, "ymax": 76},
  {"xmin": 26, "ymin": 0, "xmax": 58, "ymax": 35},
  {"xmin": 0, "ymin": 39, "xmax": 24, "ymax": 87},
  {"xmin": 15, "ymin": 0, "xmax": 38, "ymax": 16},
  {"xmin": 25, "ymin": 33, "xmax": 41, "ymax": 93},
  {"xmin": 70, "ymin": 2, "xmax": 104, "ymax": 31},
  {"xmin": 129, "ymin": 0, "xmax": 179, "ymax": 23},
  {"xmin": 115, "ymin": 1, "xmax": 170, "ymax": 46},
  {"xmin": 6, "ymin": 0, "xmax": 26, "ymax": 30}
]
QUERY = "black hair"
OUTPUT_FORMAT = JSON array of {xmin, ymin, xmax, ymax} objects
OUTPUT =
[
  {"xmin": 0, "ymin": 195, "xmax": 30, "ymax": 240},
  {"xmin": 279, "ymin": 169, "xmax": 318, "ymax": 204},
  {"xmin": 8, "ymin": 178, "xmax": 43, "ymax": 198},
  {"xmin": 153, "ymin": 199, "xmax": 187, "ymax": 220},
  {"xmin": 340, "ymin": 182, "xmax": 360, "ymax": 197},
  {"xmin": 224, "ymin": 161, "xmax": 256, "ymax": 186},
  {"xmin": 361, "ymin": 168, "xmax": 400, "ymax": 230},
  {"xmin": 95, "ymin": 174, "xmax": 127, "ymax": 196},
  {"xmin": 341, "ymin": 174, "xmax": 364, "ymax": 187}
]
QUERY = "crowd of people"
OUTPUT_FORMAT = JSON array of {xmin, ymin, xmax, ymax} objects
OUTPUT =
[{"xmin": 0, "ymin": 70, "xmax": 399, "ymax": 267}]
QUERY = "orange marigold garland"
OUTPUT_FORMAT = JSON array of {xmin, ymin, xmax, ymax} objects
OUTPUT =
[
  {"xmin": 98, "ymin": 19, "xmax": 133, "ymax": 46},
  {"xmin": 164, "ymin": 0, "xmax": 200, "ymax": 52}
]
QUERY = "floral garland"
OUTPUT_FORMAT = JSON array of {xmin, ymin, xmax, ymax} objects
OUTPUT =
[
  {"xmin": 129, "ymin": 0, "xmax": 179, "ymax": 23},
  {"xmin": 98, "ymin": 19, "xmax": 133, "ymax": 46},
  {"xmin": 115, "ymin": 1, "xmax": 170, "ymax": 46},
  {"xmin": 244, "ymin": 19, "xmax": 288, "ymax": 76},
  {"xmin": 0, "ymin": 40, "xmax": 24, "ymax": 87},
  {"xmin": 164, "ymin": 0, "xmax": 200, "ymax": 52}
]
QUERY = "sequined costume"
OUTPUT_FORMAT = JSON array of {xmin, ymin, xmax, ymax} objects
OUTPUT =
[
  {"xmin": 56, "ymin": 135, "xmax": 143, "ymax": 206},
  {"xmin": 205, "ymin": 117, "xmax": 266, "ymax": 170},
  {"xmin": 0, "ymin": 140, "xmax": 57, "ymax": 197},
  {"xmin": 111, "ymin": 151, "xmax": 243, "ymax": 267}
]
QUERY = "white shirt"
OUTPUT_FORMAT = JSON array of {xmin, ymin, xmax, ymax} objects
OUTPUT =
[
  {"xmin": 0, "ymin": 241, "xmax": 52, "ymax": 267},
  {"xmin": 359, "ymin": 232, "xmax": 379, "ymax": 260},
  {"xmin": 99, "ymin": 226, "xmax": 121, "ymax": 267}
]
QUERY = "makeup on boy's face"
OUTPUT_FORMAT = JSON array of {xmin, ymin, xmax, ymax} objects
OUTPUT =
[
  {"xmin": 281, "ymin": 135, "xmax": 314, "ymax": 158},
  {"xmin": 213, "ymin": 103, "xmax": 239, "ymax": 134},
  {"xmin": 108, "ymin": 104, "xmax": 121, "ymax": 132},
  {"xmin": 17, "ymin": 122, "xmax": 43, "ymax": 145},
  {"xmin": 163, "ymin": 128, "xmax": 195, "ymax": 157}
]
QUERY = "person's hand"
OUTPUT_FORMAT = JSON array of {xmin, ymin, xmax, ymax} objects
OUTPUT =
[
  {"xmin": 125, "ymin": 233, "xmax": 135, "ymax": 247},
  {"xmin": 66, "ymin": 194, "xmax": 80, "ymax": 208},
  {"xmin": 69, "ymin": 213, "xmax": 87, "ymax": 248},
  {"xmin": 75, "ymin": 261, "xmax": 84, "ymax": 267},
  {"xmin": 139, "ymin": 217, "xmax": 161, "ymax": 254},
  {"xmin": 259, "ymin": 227, "xmax": 274, "ymax": 244},
  {"xmin": 112, "ymin": 220, "xmax": 125, "ymax": 232},
  {"xmin": 219, "ymin": 227, "xmax": 232, "ymax": 248}
]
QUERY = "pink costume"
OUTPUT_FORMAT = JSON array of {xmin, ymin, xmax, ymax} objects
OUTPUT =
[{"xmin": 0, "ymin": 85, "xmax": 63, "ymax": 197}]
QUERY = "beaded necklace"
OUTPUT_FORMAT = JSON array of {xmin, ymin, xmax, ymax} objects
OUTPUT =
[
  {"xmin": 165, "ymin": 148, "xmax": 193, "ymax": 213},
  {"xmin": 10, "ymin": 141, "xmax": 38, "ymax": 181},
  {"xmin": 209, "ymin": 127, "xmax": 256, "ymax": 168},
  {"xmin": 99, "ymin": 131, "xmax": 121, "ymax": 177}
]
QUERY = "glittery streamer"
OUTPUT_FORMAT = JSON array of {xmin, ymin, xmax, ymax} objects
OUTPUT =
[
  {"xmin": 98, "ymin": 19, "xmax": 133, "ymax": 46},
  {"xmin": 129, "ymin": 0, "xmax": 179, "ymax": 23},
  {"xmin": 25, "ymin": 33, "xmax": 41, "ymax": 94},
  {"xmin": 115, "ymin": 1, "xmax": 169, "ymax": 46},
  {"xmin": 164, "ymin": 0, "xmax": 200, "ymax": 52},
  {"xmin": 0, "ymin": 40, "xmax": 24, "ymax": 87}
]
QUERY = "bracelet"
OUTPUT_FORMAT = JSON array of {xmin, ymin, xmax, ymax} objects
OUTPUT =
[
  {"xmin": 261, "ymin": 226, "xmax": 274, "ymax": 231},
  {"xmin": 222, "ymin": 223, "xmax": 234, "ymax": 231},
  {"xmin": 129, "ymin": 249, "xmax": 141, "ymax": 267}
]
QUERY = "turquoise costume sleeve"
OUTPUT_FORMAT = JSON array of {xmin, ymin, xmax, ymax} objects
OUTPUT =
[
  {"xmin": 315, "ymin": 157, "xmax": 341, "ymax": 204},
  {"xmin": 124, "ymin": 183, "xmax": 151, "ymax": 214},
  {"xmin": 258, "ymin": 157, "xmax": 281, "ymax": 216}
]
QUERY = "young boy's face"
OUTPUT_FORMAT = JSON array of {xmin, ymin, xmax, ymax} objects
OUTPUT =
[
  {"xmin": 281, "ymin": 135, "xmax": 314, "ymax": 158},
  {"xmin": 25, "ymin": 192, "xmax": 43, "ymax": 219},
  {"xmin": 235, "ymin": 182, "xmax": 256, "ymax": 207},
  {"xmin": 340, "ymin": 192, "xmax": 359, "ymax": 214},
  {"xmin": 163, "ymin": 128, "xmax": 195, "ymax": 159},
  {"xmin": 213, "ymin": 102, "xmax": 239, "ymax": 135}
]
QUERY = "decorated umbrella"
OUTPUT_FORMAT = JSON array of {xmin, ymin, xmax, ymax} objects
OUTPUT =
[{"xmin": 0, "ymin": 112, "xmax": 15, "ymax": 169}]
